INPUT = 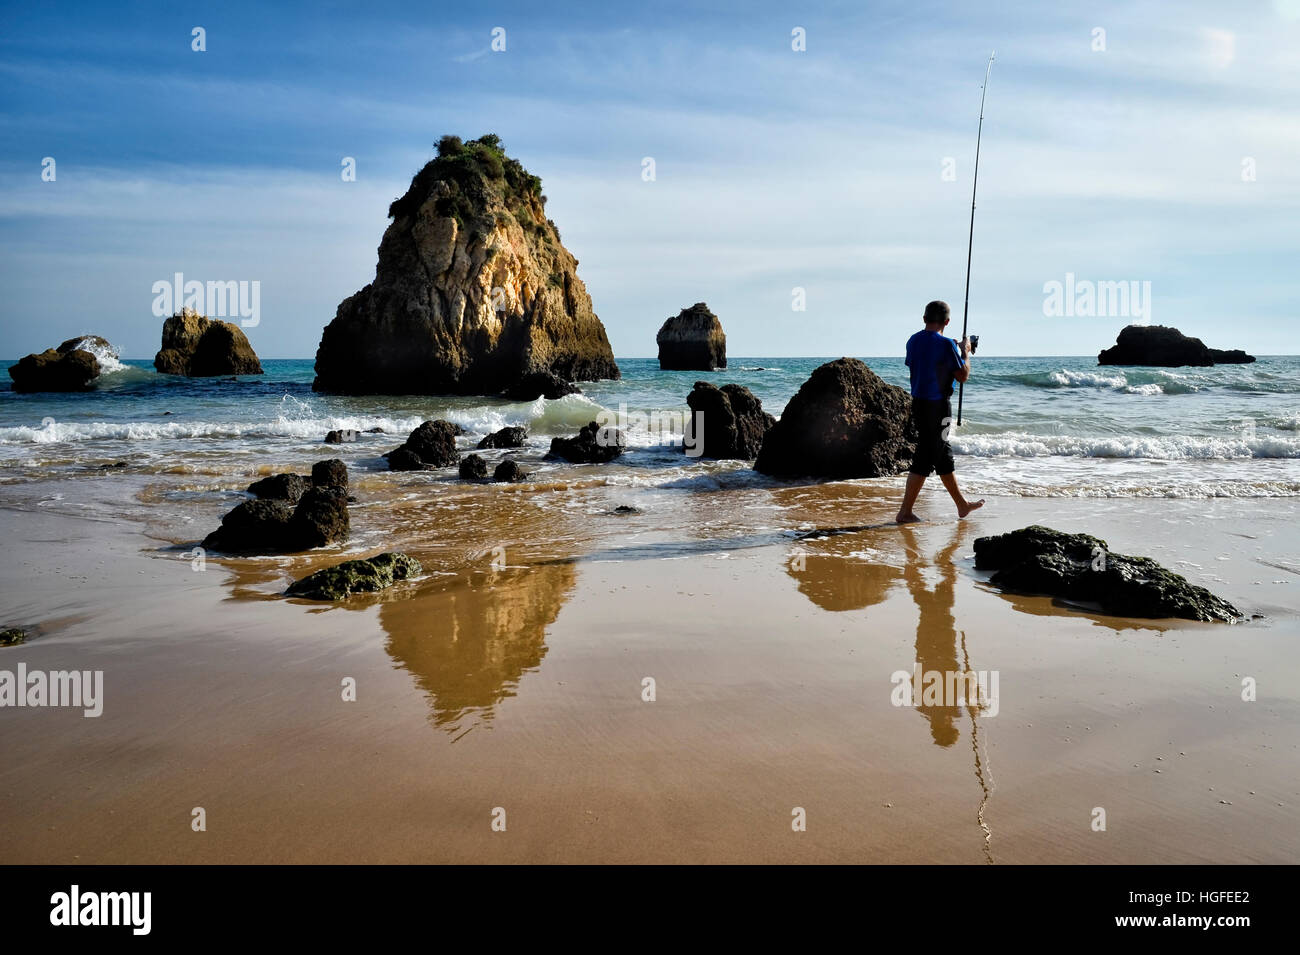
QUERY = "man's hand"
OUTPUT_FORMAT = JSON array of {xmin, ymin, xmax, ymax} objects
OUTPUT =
[{"xmin": 959, "ymin": 336, "xmax": 972, "ymax": 360}]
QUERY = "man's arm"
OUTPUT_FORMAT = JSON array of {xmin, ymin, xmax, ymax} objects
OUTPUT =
[{"xmin": 953, "ymin": 337, "xmax": 972, "ymax": 384}]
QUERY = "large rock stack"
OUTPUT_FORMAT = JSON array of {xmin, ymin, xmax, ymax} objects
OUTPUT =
[
  {"xmin": 657, "ymin": 303, "xmax": 726, "ymax": 371},
  {"xmin": 154, "ymin": 309, "xmax": 263, "ymax": 377},
  {"xmin": 313, "ymin": 134, "xmax": 620, "ymax": 396}
]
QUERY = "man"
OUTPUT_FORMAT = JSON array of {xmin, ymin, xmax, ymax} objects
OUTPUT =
[{"xmin": 895, "ymin": 300, "xmax": 985, "ymax": 524}]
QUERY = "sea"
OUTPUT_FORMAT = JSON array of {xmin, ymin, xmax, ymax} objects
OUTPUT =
[{"xmin": 2, "ymin": 346, "xmax": 1297, "ymax": 503}]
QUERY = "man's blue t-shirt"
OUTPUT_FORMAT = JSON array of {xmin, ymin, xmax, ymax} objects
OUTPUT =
[{"xmin": 905, "ymin": 329, "xmax": 965, "ymax": 401}]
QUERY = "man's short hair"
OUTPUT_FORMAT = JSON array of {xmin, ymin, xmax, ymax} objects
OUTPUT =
[{"xmin": 923, "ymin": 300, "xmax": 951, "ymax": 324}]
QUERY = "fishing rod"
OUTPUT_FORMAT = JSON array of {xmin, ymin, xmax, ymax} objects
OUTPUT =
[{"xmin": 956, "ymin": 51, "xmax": 994, "ymax": 427}]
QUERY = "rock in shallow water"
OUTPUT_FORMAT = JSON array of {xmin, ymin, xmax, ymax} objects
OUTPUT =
[
  {"xmin": 459, "ymin": 454, "xmax": 488, "ymax": 480},
  {"xmin": 548, "ymin": 420, "xmax": 625, "ymax": 463},
  {"xmin": 285, "ymin": 552, "xmax": 422, "ymax": 600},
  {"xmin": 685, "ymin": 381, "xmax": 774, "ymax": 459},
  {"xmin": 247, "ymin": 473, "xmax": 309, "ymax": 502},
  {"xmin": 493, "ymin": 460, "xmax": 529, "ymax": 482},
  {"xmin": 753, "ymin": 358, "xmax": 916, "ymax": 479},
  {"xmin": 973, "ymin": 525, "xmax": 1242, "ymax": 622},
  {"xmin": 385, "ymin": 420, "xmax": 461, "ymax": 470},
  {"xmin": 477, "ymin": 426, "xmax": 528, "ymax": 449},
  {"xmin": 205, "ymin": 465, "xmax": 351, "ymax": 554},
  {"xmin": 311, "ymin": 458, "xmax": 348, "ymax": 490}
]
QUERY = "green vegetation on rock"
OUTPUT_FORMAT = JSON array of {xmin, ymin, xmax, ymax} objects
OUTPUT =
[{"xmin": 285, "ymin": 552, "xmax": 422, "ymax": 601}]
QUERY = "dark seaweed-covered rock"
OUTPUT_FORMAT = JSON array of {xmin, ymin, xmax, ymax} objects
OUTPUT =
[
  {"xmin": 685, "ymin": 381, "xmax": 775, "ymax": 459},
  {"xmin": 1098, "ymin": 325, "xmax": 1255, "ymax": 367},
  {"xmin": 385, "ymin": 419, "xmax": 460, "ymax": 470},
  {"xmin": 204, "ymin": 485, "xmax": 350, "ymax": 554},
  {"xmin": 493, "ymin": 460, "xmax": 529, "ymax": 482},
  {"xmin": 386, "ymin": 448, "xmax": 427, "ymax": 471},
  {"xmin": 477, "ymin": 425, "xmax": 528, "ymax": 449},
  {"xmin": 973, "ymin": 525, "xmax": 1242, "ymax": 622},
  {"xmin": 286, "ymin": 552, "xmax": 422, "ymax": 600},
  {"xmin": 325, "ymin": 429, "xmax": 359, "ymax": 444},
  {"xmin": 288, "ymin": 486, "xmax": 350, "ymax": 549},
  {"xmin": 202, "ymin": 499, "xmax": 295, "ymax": 553},
  {"xmin": 657, "ymin": 302, "xmax": 726, "ymax": 370},
  {"xmin": 501, "ymin": 372, "xmax": 580, "ymax": 401},
  {"xmin": 247, "ymin": 472, "xmax": 309, "ymax": 502},
  {"xmin": 459, "ymin": 454, "xmax": 489, "ymax": 480},
  {"xmin": 548, "ymin": 420, "xmax": 625, "ymax": 463},
  {"xmin": 1, "ymin": 627, "xmax": 28, "ymax": 647},
  {"xmin": 311, "ymin": 458, "xmax": 348, "ymax": 490},
  {"xmin": 754, "ymin": 358, "xmax": 916, "ymax": 478}
]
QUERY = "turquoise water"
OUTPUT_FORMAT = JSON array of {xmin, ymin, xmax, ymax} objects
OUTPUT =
[{"xmin": 2, "ymin": 354, "xmax": 1298, "ymax": 498}]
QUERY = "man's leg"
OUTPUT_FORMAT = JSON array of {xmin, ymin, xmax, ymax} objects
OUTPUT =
[
  {"xmin": 896, "ymin": 472, "xmax": 926, "ymax": 523},
  {"xmin": 939, "ymin": 472, "xmax": 984, "ymax": 518}
]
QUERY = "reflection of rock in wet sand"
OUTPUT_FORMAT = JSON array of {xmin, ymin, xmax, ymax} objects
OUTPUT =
[
  {"xmin": 787, "ymin": 531, "xmax": 901, "ymax": 612},
  {"xmin": 379, "ymin": 561, "xmax": 577, "ymax": 734}
]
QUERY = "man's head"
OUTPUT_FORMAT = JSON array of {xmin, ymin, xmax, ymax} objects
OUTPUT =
[{"xmin": 923, "ymin": 300, "xmax": 951, "ymax": 328}]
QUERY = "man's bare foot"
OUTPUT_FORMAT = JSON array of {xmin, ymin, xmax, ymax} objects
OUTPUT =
[
  {"xmin": 957, "ymin": 499, "xmax": 985, "ymax": 518},
  {"xmin": 895, "ymin": 512, "xmax": 923, "ymax": 524}
]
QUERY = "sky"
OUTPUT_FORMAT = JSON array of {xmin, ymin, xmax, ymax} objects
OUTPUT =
[{"xmin": 2, "ymin": 0, "xmax": 1298, "ymax": 359}]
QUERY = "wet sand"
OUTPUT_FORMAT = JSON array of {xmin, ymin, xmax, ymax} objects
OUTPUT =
[{"xmin": 1, "ymin": 470, "xmax": 1298, "ymax": 863}]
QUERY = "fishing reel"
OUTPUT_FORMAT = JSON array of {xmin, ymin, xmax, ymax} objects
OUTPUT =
[{"xmin": 968, "ymin": 334, "xmax": 980, "ymax": 354}]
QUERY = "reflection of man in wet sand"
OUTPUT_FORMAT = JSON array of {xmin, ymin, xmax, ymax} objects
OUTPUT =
[
  {"xmin": 901, "ymin": 525, "xmax": 963, "ymax": 747},
  {"xmin": 896, "ymin": 300, "xmax": 985, "ymax": 524}
]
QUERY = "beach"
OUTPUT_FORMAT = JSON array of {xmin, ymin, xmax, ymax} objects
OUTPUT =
[{"xmin": 1, "ymin": 361, "xmax": 1298, "ymax": 863}]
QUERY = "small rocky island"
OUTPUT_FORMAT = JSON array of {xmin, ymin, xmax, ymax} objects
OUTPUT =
[
  {"xmin": 1098, "ymin": 325, "xmax": 1255, "ymax": 367},
  {"xmin": 313, "ymin": 134, "xmax": 620, "ymax": 396},
  {"xmin": 155, "ymin": 308, "xmax": 263, "ymax": 377},
  {"xmin": 8, "ymin": 336, "xmax": 114, "ymax": 392},
  {"xmin": 657, "ymin": 302, "xmax": 726, "ymax": 371}
]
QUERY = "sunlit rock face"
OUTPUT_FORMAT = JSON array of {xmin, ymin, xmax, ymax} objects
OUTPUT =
[{"xmin": 313, "ymin": 135, "xmax": 620, "ymax": 396}]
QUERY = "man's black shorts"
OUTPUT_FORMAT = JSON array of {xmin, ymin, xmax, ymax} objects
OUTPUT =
[{"xmin": 909, "ymin": 397, "xmax": 955, "ymax": 477}]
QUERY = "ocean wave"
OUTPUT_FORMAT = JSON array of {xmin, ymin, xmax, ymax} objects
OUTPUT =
[
  {"xmin": 0, "ymin": 415, "xmax": 428, "ymax": 445},
  {"xmin": 63, "ymin": 339, "xmax": 160, "ymax": 389},
  {"xmin": 69, "ymin": 337, "xmax": 126, "ymax": 375},
  {"xmin": 0, "ymin": 392, "xmax": 612, "ymax": 446},
  {"xmin": 952, "ymin": 432, "xmax": 1300, "ymax": 459},
  {"xmin": 959, "ymin": 477, "xmax": 1300, "ymax": 499},
  {"xmin": 1027, "ymin": 369, "xmax": 1200, "ymax": 395}
]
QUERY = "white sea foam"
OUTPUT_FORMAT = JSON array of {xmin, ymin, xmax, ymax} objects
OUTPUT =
[
  {"xmin": 0, "ymin": 392, "xmax": 611, "ymax": 446},
  {"xmin": 68, "ymin": 337, "xmax": 126, "ymax": 375},
  {"xmin": 1048, "ymin": 370, "xmax": 1128, "ymax": 390},
  {"xmin": 0, "ymin": 416, "xmax": 427, "ymax": 445},
  {"xmin": 1040, "ymin": 368, "xmax": 1201, "ymax": 396},
  {"xmin": 951, "ymin": 432, "xmax": 1300, "ymax": 459}
]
